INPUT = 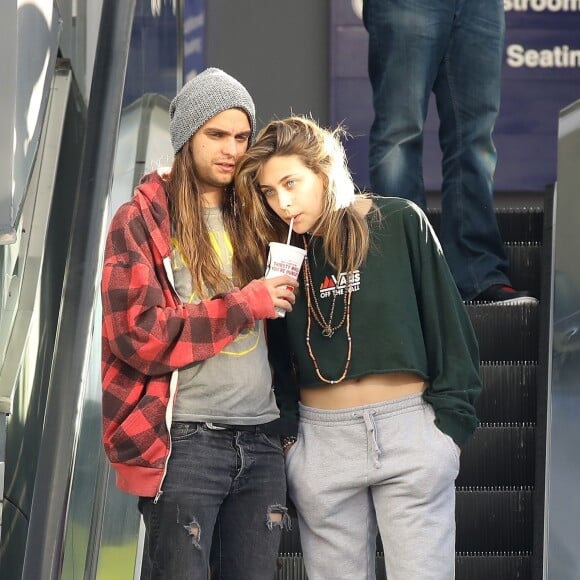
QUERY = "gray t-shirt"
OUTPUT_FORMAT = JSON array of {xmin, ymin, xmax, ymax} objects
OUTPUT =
[{"xmin": 171, "ymin": 207, "xmax": 278, "ymax": 425}]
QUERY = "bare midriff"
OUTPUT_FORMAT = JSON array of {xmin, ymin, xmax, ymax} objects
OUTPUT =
[{"xmin": 300, "ymin": 372, "xmax": 427, "ymax": 410}]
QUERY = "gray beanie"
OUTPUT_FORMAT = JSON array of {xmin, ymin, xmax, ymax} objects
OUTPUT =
[{"xmin": 169, "ymin": 67, "xmax": 256, "ymax": 154}]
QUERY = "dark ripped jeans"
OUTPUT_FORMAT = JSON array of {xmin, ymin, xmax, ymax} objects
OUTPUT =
[{"xmin": 139, "ymin": 422, "xmax": 288, "ymax": 580}]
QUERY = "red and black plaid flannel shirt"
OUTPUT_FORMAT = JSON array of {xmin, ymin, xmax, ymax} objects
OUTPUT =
[{"xmin": 101, "ymin": 172, "xmax": 274, "ymax": 497}]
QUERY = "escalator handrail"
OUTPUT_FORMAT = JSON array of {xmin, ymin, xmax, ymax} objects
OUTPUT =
[{"xmin": 21, "ymin": 2, "xmax": 137, "ymax": 578}]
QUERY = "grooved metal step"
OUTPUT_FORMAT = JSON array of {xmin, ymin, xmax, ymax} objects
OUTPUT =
[
  {"xmin": 455, "ymin": 489, "xmax": 534, "ymax": 552},
  {"xmin": 495, "ymin": 209, "xmax": 544, "ymax": 243},
  {"xmin": 466, "ymin": 302, "xmax": 539, "ymax": 362},
  {"xmin": 457, "ymin": 424, "xmax": 535, "ymax": 487},
  {"xmin": 505, "ymin": 243, "xmax": 542, "ymax": 298},
  {"xmin": 426, "ymin": 208, "xmax": 544, "ymax": 243},
  {"xmin": 477, "ymin": 362, "xmax": 537, "ymax": 423},
  {"xmin": 455, "ymin": 553, "xmax": 532, "ymax": 580},
  {"xmin": 276, "ymin": 552, "xmax": 532, "ymax": 580}
]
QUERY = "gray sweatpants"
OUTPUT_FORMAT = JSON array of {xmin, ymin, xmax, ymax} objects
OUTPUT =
[{"xmin": 285, "ymin": 393, "xmax": 459, "ymax": 580}]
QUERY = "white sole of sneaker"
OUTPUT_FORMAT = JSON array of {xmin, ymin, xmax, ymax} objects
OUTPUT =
[{"xmin": 494, "ymin": 296, "xmax": 539, "ymax": 306}]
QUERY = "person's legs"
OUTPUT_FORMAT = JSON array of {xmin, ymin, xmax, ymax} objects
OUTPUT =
[
  {"xmin": 286, "ymin": 404, "xmax": 379, "ymax": 580},
  {"xmin": 139, "ymin": 424, "xmax": 286, "ymax": 580},
  {"xmin": 139, "ymin": 422, "xmax": 229, "ymax": 580},
  {"xmin": 433, "ymin": 0, "xmax": 510, "ymax": 299},
  {"xmin": 363, "ymin": 0, "xmax": 454, "ymax": 204},
  {"xmin": 370, "ymin": 396, "xmax": 459, "ymax": 580},
  {"xmin": 209, "ymin": 431, "xmax": 287, "ymax": 580}
]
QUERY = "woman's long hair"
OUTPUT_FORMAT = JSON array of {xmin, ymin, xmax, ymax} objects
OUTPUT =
[
  {"xmin": 235, "ymin": 116, "xmax": 372, "ymax": 275},
  {"xmin": 165, "ymin": 142, "xmax": 265, "ymax": 299}
]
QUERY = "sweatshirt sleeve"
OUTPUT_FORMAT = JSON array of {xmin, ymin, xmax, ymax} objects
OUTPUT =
[
  {"xmin": 404, "ymin": 203, "xmax": 482, "ymax": 447},
  {"xmin": 101, "ymin": 206, "xmax": 275, "ymax": 377}
]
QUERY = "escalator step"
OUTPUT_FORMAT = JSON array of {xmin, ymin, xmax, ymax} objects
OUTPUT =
[
  {"xmin": 276, "ymin": 555, "xmax": 307, "ymax": 580},
  {"xmin": 276, "ymin": 554, "xmax": 389, "ymax": 580},
  {"xmin": 457, "ymin": 424, "xmax": 535, "ymax": 487},
  {"xmin": 466, "ymin": 302, "xmax": 539, "ymax": 362},
  {"xmin": 505, "ymin": 243, "xmax": 542, "ymax": 299},
  {"xmin": 456, "ymin": 553, "xmax": 532, "ymax": 580},
  {"xmin": 477, "ymin": 362, "xmax": 537, "ymax": 423},
  {"xmin": 496, "ymin": 208, "xmax": 544, "ymax": 243},
  {"xmin": 276, "ymin": 553, "xmax": 532, "ymax": 580},
  {"xmin": 426, "ymin": 207, "xmax": 543, "ymax": 243},
  {"xmin": 456, "ymin": 488, "xmax": 533, "ymax": 552},
  {"xmin": 279, "ymin": 519, "xmax": 303, "ymax": 554}
]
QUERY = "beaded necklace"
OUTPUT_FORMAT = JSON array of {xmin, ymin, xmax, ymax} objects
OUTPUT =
[{"xmin": 302, "ymin": 236, "xmax": 352, "ymax": 385}]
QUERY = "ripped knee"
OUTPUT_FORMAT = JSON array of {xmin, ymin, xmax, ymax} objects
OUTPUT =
[
  {"xmin": 266, "ymin": 504, "xmax": 291, "ymax": 531},
  {"xmin": 179, "ymin": 508, "xmax": 202, "ymax": 550}
]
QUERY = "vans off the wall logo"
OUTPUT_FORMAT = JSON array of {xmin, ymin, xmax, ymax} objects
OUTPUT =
[{"xmin": 319, "ymin": 271, "xmax": 361, "ymax": 299}]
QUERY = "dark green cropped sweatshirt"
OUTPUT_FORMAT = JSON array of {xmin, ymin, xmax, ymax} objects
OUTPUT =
[{"xmin": 268, "ymin": 196, "xmax": 482, "ymax": 448}]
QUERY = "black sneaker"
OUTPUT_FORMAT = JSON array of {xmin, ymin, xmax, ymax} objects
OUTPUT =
[{"xmin": 474, "ymin": 284, "xmax": 538, "ymax": 305}]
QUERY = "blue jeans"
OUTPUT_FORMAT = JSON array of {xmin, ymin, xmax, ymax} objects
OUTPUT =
[
  {"xmin": 363, "ymin": 0, "xmax": 510, "ymax": 299},
  {"xmin": 139, "ymin": 422, "xmax": 288, "ymax": 580}
]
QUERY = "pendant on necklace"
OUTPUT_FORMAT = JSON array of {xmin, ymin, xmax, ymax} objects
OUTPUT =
[{"xmin": 322, "ymin": 327, "xmax": 334, "ymax": 338}]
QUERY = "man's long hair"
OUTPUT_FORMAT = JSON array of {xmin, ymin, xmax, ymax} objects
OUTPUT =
[{"xmin": 165, "ymin": 143, "xmax": 265, "ymax": 299}]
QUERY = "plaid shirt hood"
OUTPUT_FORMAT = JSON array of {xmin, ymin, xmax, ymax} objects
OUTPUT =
[{"xmin": 101, "ymin": 171, "xmax": 275, "ymax": 497}]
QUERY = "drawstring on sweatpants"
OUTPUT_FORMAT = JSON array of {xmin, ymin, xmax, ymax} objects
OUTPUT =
[{"xmin": 353, "ymin": 409, "xmax": 381, "ymax": 468}]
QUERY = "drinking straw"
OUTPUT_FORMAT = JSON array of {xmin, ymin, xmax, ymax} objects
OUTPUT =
[{"xmin": 286, "ymin": 217, "xmax": 294, "ymax": 245}]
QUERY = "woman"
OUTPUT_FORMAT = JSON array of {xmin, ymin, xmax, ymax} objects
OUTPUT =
[{"xmin": 235, "ymin": 117, "xmax": 481, "ymax": 580}]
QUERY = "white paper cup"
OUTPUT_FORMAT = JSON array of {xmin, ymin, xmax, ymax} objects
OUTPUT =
[{"xmin": 265, "ymin": 242, "xmax": 307, "ymax": 317}]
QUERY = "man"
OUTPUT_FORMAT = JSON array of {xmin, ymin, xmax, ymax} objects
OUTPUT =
[
  {"xmin": 101, "ymin": 68, "xmax": 297, "ymax": 579},
  {"xmin": 362, "ymin": 0, "xmax": 536, "ymax": 303}
]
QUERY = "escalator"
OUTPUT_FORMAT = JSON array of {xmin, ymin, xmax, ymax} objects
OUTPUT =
[{"xmin": 0, "ymin": 3, "xmax": 138, "ymax": 578}]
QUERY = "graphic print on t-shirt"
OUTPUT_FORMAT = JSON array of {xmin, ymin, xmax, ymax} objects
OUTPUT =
[{"xmin": 318, "ymin": 270, "xmax": 361, "ymax": 300}]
